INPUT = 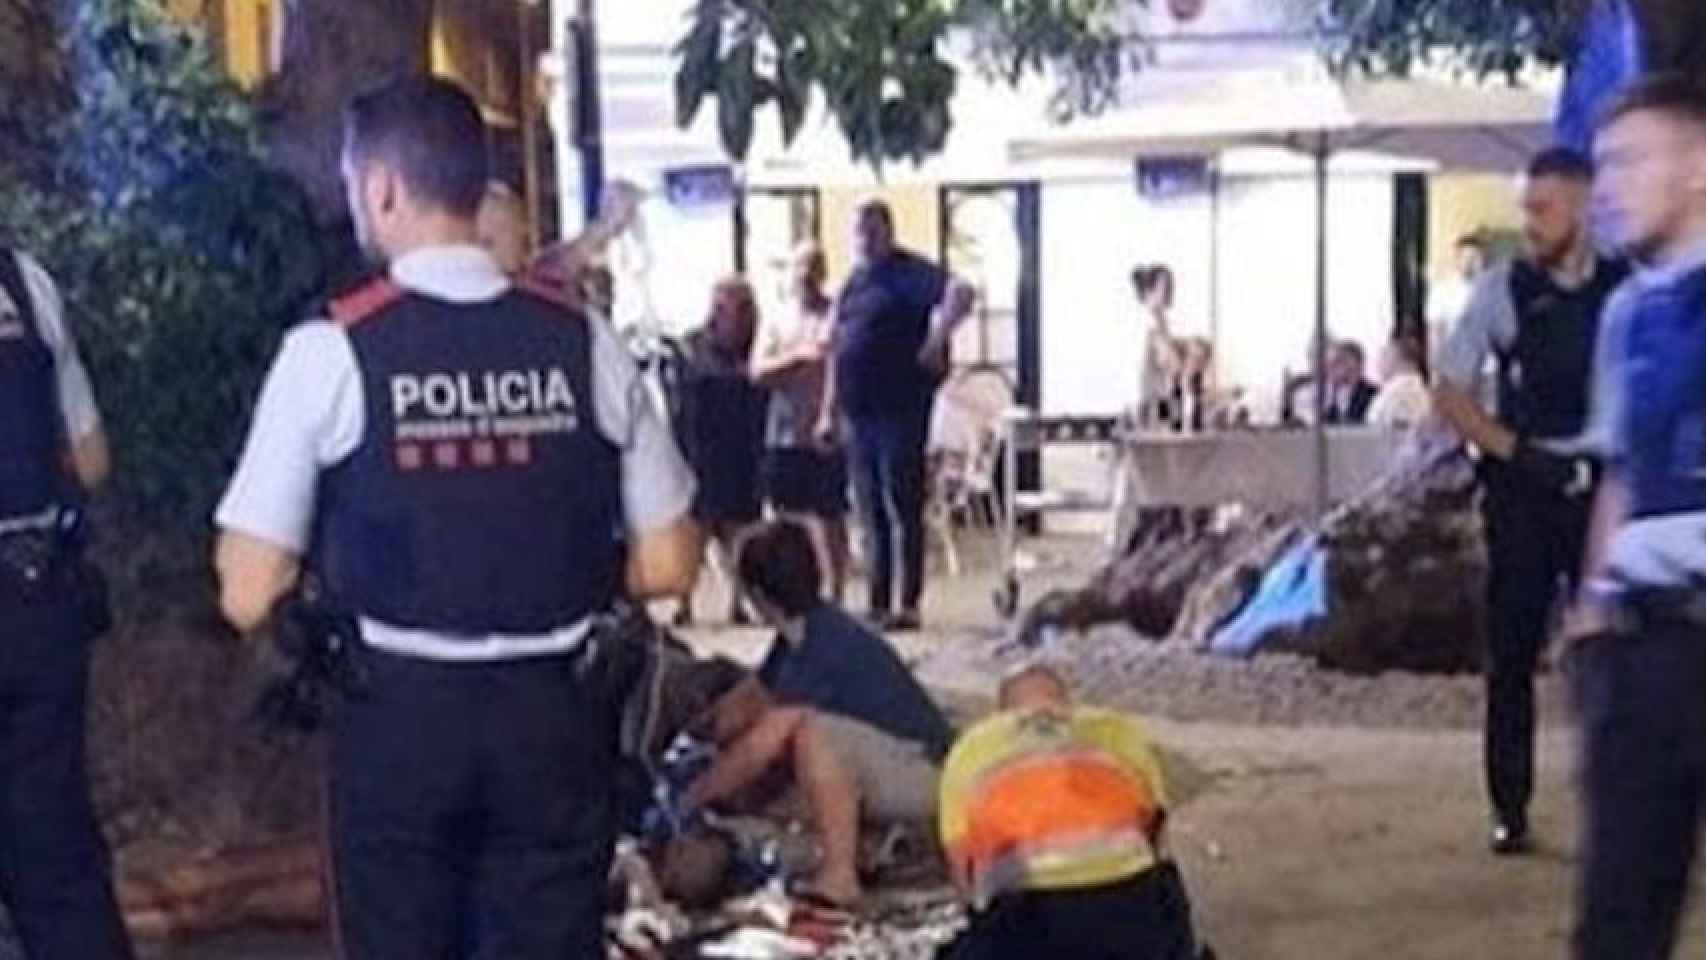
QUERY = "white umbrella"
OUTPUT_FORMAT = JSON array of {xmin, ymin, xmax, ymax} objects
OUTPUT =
[{"xmin": 1011, "ymin": 61, "xmax": 1558, "ymax": 515}]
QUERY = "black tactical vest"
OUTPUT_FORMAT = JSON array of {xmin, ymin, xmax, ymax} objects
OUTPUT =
[
  {"xmin": 1495, "ymin": 257, "xmax": 1630, "ymax": 440},
  {"xmin": 0, "ymin": 250, "xmax": 62, "ymax": 519},
  {"xmin": 316, "ymin": 280, "xmax": 624, "ymax": 634}
]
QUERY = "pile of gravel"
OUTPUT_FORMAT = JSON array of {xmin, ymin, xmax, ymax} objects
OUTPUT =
[{"xmin": 920, "ymin": 624, "xmax": 1570, "ymax": 732}]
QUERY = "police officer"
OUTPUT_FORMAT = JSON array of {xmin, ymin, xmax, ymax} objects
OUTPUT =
[
  {"xmin": 213, "ymin": 77, "xmax": 700, "ymax": 958},
  {"xmin": 1433, "ymin": 147, "xmax": 1629, "ymax": 855},
  {"xmin": 1570, "ymin": 75, "xmax": 1706, "ymax": 960},
  {"xmin": 0, "ymin": 247, "xmax": 135, "ymax": 958}
]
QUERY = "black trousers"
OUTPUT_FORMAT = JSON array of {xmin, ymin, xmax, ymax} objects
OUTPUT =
[
  {"xmin": 1574, "ymin": 618, "xmax": 1706, "ymax": 960},
  {"xmin": 0, "ymin": 595, "xmax": 133, "ymax": 960},
  {"xmin": 328, "ymin": 645, "xmax": 617, "ymax": 960},
  {"xmin": 1480, "ymin": 461, "xmax": 1592, "ymax": 826},
  {"xmin": 938, "ymin": 868, "xmax": 1198, "ymax": 960},
  {"xmin": 847, "ymin": 410, "xmax": 932, "ymax": 615}
]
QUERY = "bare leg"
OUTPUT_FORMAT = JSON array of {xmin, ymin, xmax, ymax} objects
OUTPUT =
[
  {"xmin": 685, "ymin": 709, "xmax": 863, "ymax": 906},
  {"xmin": 822, "ymin": 514, "xmax": 851, "ymax": 605},
  {"xmin": 781, "ymin": 511, "xmax": 844, "ymax": 606},
  {"xmin": 711, "ymin": 522, "xmax": 752, "ymax": 623},
  {"xmin": 793, "ymin": 713, "xmax": 863, "ymax": 906}
]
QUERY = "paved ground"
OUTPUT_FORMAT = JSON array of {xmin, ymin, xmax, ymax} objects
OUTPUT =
[{"xmin": 141, "ymin": 530, "xmax": 1706, "ymax": 959}]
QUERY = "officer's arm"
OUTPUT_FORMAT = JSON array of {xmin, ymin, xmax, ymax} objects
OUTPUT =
[
  {"xmin": 918, "ymin": 278, "xmax": 975, "ymax": 376},
  {"xmin": 1430, "ymin": 274, "xmax": 1518, "ymax": 459},
  {"xmin": 625, "ymin": 515, "xmax": 701, "ymax": 600},
  {"xmin": 63, "ymin": 425, "xmax": 111, "ymax": 491},
  {"xmin": 215, "ymin": 531, "xmax": 301, "ymax": 632},
  {"xmin": 1431, "ymin": 383, "xmax": 1518, "ymax": 460}
]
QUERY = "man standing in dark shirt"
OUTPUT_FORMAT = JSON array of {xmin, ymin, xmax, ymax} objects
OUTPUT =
[{"xmin": 827, "ymin": 199, "xmax": 973, "ymax": 630}]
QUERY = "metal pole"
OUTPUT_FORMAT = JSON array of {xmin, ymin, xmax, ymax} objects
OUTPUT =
[
  {"xmin": 518, "ymin": 0, "xmax": 542, "ymax": 250},
  {"xmin": 1311, "ymin": 132, "xmax": 1330, "ymax": 520},
  {"xmin": 571, "ymin": 0, "xmax": 604, "ymax": 224},
  {"xmin": 1208, "ymin": 162, "xmax": 1222, "ymax": 367}
]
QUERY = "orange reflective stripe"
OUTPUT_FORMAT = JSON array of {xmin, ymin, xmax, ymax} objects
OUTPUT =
[{"xmin": 958, "ymin": 755, "xmax": 1159, "ymax": 867}]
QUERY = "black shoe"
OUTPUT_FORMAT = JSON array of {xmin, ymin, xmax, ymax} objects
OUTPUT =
[
  {"xmin": 888, "ymin": 609, "xmax": 922, "ymax": 632},
  {"xmin": 1490, "ymin": 820, "xmax": 1530, "ymax": 856}
]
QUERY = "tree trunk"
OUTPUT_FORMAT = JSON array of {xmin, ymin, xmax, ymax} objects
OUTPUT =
[{"xmin": 257, "ymin": 0, "xmax": 436, "ymax": 222}]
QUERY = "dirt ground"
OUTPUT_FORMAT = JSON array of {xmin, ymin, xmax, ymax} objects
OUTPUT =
[{"xmin": 141, "ymin": 530, "xmax": 1706, "ymax": 959}]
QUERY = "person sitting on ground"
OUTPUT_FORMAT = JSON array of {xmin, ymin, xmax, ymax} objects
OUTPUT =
[
  {"xmin": 935, "ymin": 664, "xmax": 1203, "ymax": 960},
  {"xmin": 1368, "ymin": 334, "xmax": 1433, "ymax": 429},
  {"xmin": 739, "ymin": 518, "xmax": 956, "ymax": 761},
  {"xmin": 664, "ymin": 654, "xmax": 945, "ymax": 910}
]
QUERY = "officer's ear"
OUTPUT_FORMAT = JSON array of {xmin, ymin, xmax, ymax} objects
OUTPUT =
[{"xmin": 360, "ymin": 160, "xmax": 402, "ymax": 223}]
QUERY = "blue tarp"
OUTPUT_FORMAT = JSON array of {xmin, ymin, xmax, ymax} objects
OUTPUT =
[
  {"xmin": 1556, "ymin": 0, "xmax": 1647, "ymax": 154},
  {"xmin": 1209, "ymin": 536, "xmax": 1328, "ymax": 658}
]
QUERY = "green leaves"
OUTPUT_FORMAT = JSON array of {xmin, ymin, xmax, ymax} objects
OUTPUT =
[
  {"xmin": 1322, "ymin": 0, "xmax": 1579, "ymax": 80},
  {"xmin": 672, "ymin": 0, "xmax": 1134, "ymax": 169},
  {"xmin": 718, "ymin": 35, "xmax": 758, "ymax": 160},
  {"xmin": 0, "ymin": 0, "xmax": 323, "ymax": 541},
  {"xmin": 674, "ymin": 0, "xmax": 723, "ymax": 128}
]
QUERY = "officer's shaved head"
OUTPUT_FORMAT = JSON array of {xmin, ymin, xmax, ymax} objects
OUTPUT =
[
  {"xmin": 998, "ymin": 663, "xmax": 1072, "ymax": 711},
  {"xmin": 343, "ymin": 76, "xmax": 489, "ymax": 221}
]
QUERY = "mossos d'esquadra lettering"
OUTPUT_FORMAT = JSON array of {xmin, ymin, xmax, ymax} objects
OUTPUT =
[{"xmin": 391, "ymin": 368, "xmax": 579, "ymax": 440}]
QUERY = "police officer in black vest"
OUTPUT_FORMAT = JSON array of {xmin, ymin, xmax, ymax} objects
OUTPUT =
[
  {"xmin": 214, "ymin": 77, "xmax": 701, "ymax": 958},
  {"xmin": 1433, "ymin": 147, "xmax": 1629, "ymax": 856},
  {"xmin": 0, "ymin": 248, "xmax": 135, "ymax": 958},
  {"xmin": 1570, "ymin": 76, "xmax": 1706, "ymax": 960}
]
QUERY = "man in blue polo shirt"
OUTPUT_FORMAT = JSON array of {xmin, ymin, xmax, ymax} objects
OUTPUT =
[
  {"xmin": 828, "ymin": 200, "xmax": 973, "ymax": 631},
  {"xmin": 1570, "ymin": 75, "xmax": 1706, "ymax": 960}
]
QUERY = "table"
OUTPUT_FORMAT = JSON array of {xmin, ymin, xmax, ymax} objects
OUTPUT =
[{"xmin": 1117, "ymin": 428, "xmax": 1410, "ymax": 509}]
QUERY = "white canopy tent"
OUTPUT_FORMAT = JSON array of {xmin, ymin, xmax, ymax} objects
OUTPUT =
[{"xmin": 1012, "ymin": 61, "xmax": 1559, "ymax": 514}]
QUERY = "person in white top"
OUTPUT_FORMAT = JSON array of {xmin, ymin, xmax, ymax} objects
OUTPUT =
[
  {"xmin": 1427, "ymin": 233, "xmax": 1488, "ymax": 367},
  {"xmin": 1368, "ymin": 334, "xmax": 1433, "ymax": 428},
  {"xmin": 751, "ymin": 244, "xmax": 850, "ymax": 602},
  {"xmin": 1131, "ymin": 264, "xmax": 1184, "ymax": 426}
]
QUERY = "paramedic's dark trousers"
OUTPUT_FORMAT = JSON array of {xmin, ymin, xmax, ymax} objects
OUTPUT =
[
  {"xmin": 0, "ymin": 595, "xmax": 134, "ymax": 960},
  {"xmin": 1574, "ymin": 614, "xmax": 1706, "ymax": 960},
  {"xmin": 848, "ymin": 410, "xmax": 931, "ymax": 616},
  {"xmin": 939, "ymin": 868, "xmax": 1197, "ymax": 960},
  {"xmin": 328, "ymin": 645, "xmax": 616, "ymax": 959},
  {"xmin": 1480, "ymin": 461, "xmax": 1592, "ymax": 829}
]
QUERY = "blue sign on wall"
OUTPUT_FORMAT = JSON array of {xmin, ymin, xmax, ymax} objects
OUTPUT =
[
  {"xmin": 664, "ymin": 165, "xmax": 736, "ymax": 208},
  {"xmin": 1135, "ymin": 155, "xmax": 1212, "ymax": 198}
]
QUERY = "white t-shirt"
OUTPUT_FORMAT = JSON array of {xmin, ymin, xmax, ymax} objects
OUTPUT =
[
  {"xmin": 215, "ymin": 246, "xmax": 696, "ymax": 661},
  {"xmin": 1368, "ymin": 371, "xmax": 1432, "ymax": 428}
]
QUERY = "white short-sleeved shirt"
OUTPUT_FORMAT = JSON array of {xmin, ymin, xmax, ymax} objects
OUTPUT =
[
  {"xmin": 2, "ymin": 252, "xmax": 103, "ymax": 445},
  {"xmin": 215, "ymin": 246, "xmax": 696, "ymax": 661},
  {"xmin": 1581, "ymin": 242, "xmax": 1706, "ymax": 592}
]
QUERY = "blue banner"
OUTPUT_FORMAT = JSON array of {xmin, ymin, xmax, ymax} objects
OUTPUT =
[{"xmin": 1557, "ymin": 0, "xmax": 1647, "ymax": 152}]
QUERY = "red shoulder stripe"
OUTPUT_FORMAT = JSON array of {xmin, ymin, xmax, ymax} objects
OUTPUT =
[
  {"xmin": 514, "ymin": 275, "xmax": 581, "ymax": 313},
  {"xmin": 329, "ymin": 278, "xmax": 405, "ymax": 328}
]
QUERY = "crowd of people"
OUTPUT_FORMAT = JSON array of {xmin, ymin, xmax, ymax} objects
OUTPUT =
[{"xmin": 5, "ymin": 59, "xmax": 1706, "ymax": 960}]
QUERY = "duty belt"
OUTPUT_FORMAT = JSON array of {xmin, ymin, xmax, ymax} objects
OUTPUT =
[
  {"xmin": 0, "ymin": 507, "xmax": 57, "ymax": 537},
  {"xmin": 1622, "ymin": 588, "xmax": 1706, "ymax": 630}
]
